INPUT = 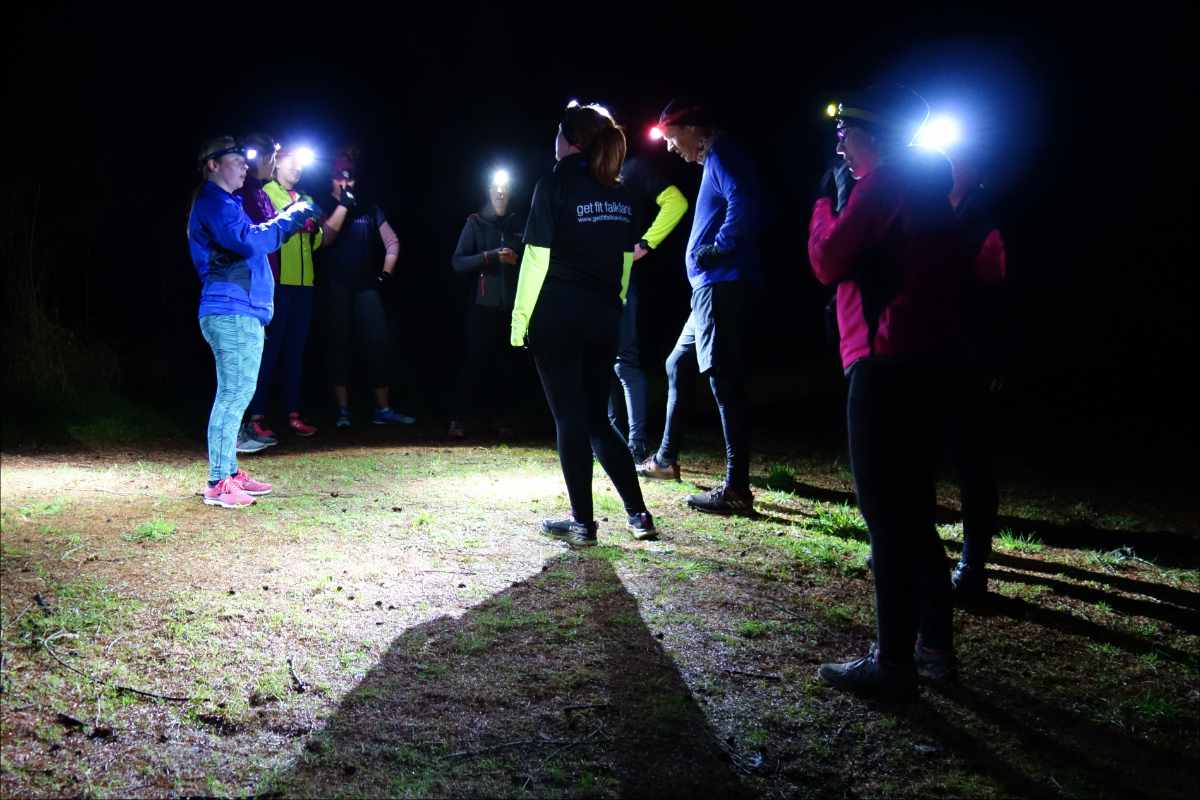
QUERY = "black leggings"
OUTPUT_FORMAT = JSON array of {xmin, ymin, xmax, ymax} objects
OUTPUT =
[
  {"xmin": 323, "ymin": 283, "xmax": 392, "ymax": 388},
  {"xmin": 847, "ymin": 358, "xmax": 953, "ymax": 664},
  {"xmin": 530, "ymin": 280, "xmax": 648, "ymax": 523}
]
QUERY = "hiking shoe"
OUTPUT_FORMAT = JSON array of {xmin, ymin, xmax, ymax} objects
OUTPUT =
[
  {"xmin": 817, "ymin": 644, "xmax": 918, "ymax": 701},
  {"xmin": 235, "ymin": 426, "xmax": 270, "ymax": 454},
  {"xmin": 447, "ymin": 420, "xmax": 466, "ymax": 439},
  {"xmin": 685, "ymin": 484, "xmax": 753, "ymax": 515},
  {"xmin": 249, "ymin": 418, "xmax": 277, "ymax": 443},
  {"xmin": 914, "ymin": 642, "xmax": 958, "ymax": 684},
  {"xmin": 203, "ymin": 477, "xmax": 255, "ymax": 509},
  {"xmin": 541, "ymin": 516, "xmax": 598, "ymax": 548},
  {"xmin": 229, "ymin": 468, "xmax": 272, "ymax": 497},
  {"xmin": 335, "ymin": 408, "xmax": 352, "ymax": 429},
  {"xmin": 627, "ymin": 511, "xmax": 657, "ymax": 541},
  {"xmin": 629, "ymin": 441, "xmax": 650, "ymax": 465},
  {"xmin": 288, "ymin": 412, "xmax": 318, "ymax": 437},
  {"xmin": 372, "ymin": 407, "xmax": 415, "ymax": 425},
  {"xmin": 951, "ymin": 561, "xmax": 987, "ymax": 601},
  {"xmin": 635, "ymin": 455, "xmax": 680, "ymax": 481}
]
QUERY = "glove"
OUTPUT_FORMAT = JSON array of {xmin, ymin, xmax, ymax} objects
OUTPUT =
[
  {"xmin": 338, "ymin": 185, "xmax": 357, "ymax": 210},
  {"xmin": 693, "ymin": 242, "xmax": 726, "ymax": 270},
  {"xmin": 817, "ymin": 159, "xmax": 855, "ymax": 212},
  {"xmin": 378, "ymin": 270, "xmax": 394, "ymax": 287}
]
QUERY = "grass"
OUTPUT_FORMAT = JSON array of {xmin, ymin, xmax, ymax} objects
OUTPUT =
[
  {"xmin": 996, "ymin": 529, "xmax": 1045, "ymax": 554},
  {"xmin": 1, "ymin": 438, "xmax": 1197, "ymax": 800},
  {"xmin": 122, "ymin": 518, "xmax": 177, "ymax": 543}
]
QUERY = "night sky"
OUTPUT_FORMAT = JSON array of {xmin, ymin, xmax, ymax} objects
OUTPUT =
[{"xmin": 7, "ymin": 2, "xmax": 1194, "ymax": 486}]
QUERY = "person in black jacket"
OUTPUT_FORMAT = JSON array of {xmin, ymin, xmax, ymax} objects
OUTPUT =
[
  {"xmin": 448, "ymin": 170, "xmax": 525, "ymax": 438},
  {"xmin": 946, "ymin": 143, "xmax": 1008, "ymax": 599},
  {"xmin": 315, "ymin": 153, "xmax": 415, "ymax": 429},
  {"xmin": 511, "ymin": 101, "xmax": 656, "ymax": 547}
]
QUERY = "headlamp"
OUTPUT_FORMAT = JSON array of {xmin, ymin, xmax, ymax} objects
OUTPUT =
[
  {"xmin": 649, "ymin": 126, "xmax": 664, "ymax": 141},
  {"xmin": 201, "ymin": 143, "xmax": 247, "ymax": 163},
  {"xmin": 295, "ymin": 146, "xmax": 316, "ymax": 168},
  {"xmin": 913, "ymin": 115, "xmax": 962, "ymax": 152},
  {"xmin": 491, "ymin": 169, "xmax": 511, "ymax": 189}
]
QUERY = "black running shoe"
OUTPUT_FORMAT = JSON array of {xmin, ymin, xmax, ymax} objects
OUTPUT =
[
  {"xmin": 627, "ymin": 511, "xmax": 657, "ymax": 541},
  {"xmin": 817, "ymin": 644, "xmax": 918, "ymax": 701},
  {"xmin": 541, "ymin": 516, "xmax": 598, "ymax": 548},
  {"xmin": 685, "ymin": 484, "xmax": 753, "ymax": 515},
  {"xmin": 913, "ymin": 642, "xmax": 958, "ymax": 684}
]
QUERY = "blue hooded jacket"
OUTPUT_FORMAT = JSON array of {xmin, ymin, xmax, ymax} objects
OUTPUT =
[{"xmin": 188, "ymin": 181, "xmax": 305, "ymax": 324}]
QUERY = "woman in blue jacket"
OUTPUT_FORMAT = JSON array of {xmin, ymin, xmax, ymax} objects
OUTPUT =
[{"xmin": 187, "ymin": 136, "xmax": 316, "ymax": 508}]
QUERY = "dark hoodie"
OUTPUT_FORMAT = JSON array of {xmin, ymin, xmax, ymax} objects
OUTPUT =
[
  {"xmin": 451, "ymin": 206, "xmax": 525, "ymax": 308},
  {"xmin": 808, "ymin": 148, "xmax": 968, "ymax": 372}
]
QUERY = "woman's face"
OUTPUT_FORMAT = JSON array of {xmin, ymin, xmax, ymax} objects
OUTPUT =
[
  {"xmin": 836, "ymin": 124, "xmax": 880, "ymax": 180},
  {"xmin": 489, "ymin": 185, "xmax": 509, "ymax": 216},
  {"xmin": 210, "ymin": 153, "xmax": 248, "ymax": 192}
]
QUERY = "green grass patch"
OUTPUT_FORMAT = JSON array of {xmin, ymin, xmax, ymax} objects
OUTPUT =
[
  {"xmin": 122, "ymin": 518, "xmax": 177, "ymax": 543},
  {"xmin": 809, "ymin": 503, "xmax": 868, "ymax": 541},
  {"xmin": 16, "ymin": 577, "xmax": 134, "ymax": 644},
  {"xmin": 996, "ymin": 530, "xmax": 1044, "ymax": 554},
  {"xmin": 736, "ymin": 620, "xmax": 772, "ymax": 639},
  {"xmin": 764, "ymin": 463, "xmax": 798, "ymax": 492}
]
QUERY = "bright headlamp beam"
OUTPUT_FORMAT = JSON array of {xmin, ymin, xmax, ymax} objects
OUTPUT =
[
  {"xmin": 245, "ymin": 147, "xmax": 258, "ymax": 161},
  {"xmin": 914, "ymin": 115, "xmax": 961, "ymax": 152},
  {"xmin": 295, "ymin": 146, "xmax": 316, "ymax": 168},
  {"xmin": 492, "ymin": 169, "xmax": 511, "ymax": 188}
]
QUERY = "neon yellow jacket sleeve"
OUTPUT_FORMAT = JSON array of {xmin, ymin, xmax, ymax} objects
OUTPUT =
[
  {"xmin": 620, "ymin": 251, "xmax": 633, "ymax": 304},
  {"xmin": 511, "ymin": 244, "xmax": 550, "ymax": 346},
  {"xmin": 642, "ymin": 184, "xmax": 688, "ymax": 249}
]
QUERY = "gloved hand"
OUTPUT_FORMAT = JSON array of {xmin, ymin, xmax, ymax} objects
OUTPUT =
[
  {"xmin": 817, "ymin": 159, "xmax": 855, "ymax": 212},
  {"xmin": 338, "ymin": 185, "xmax": 357, "ymax": 209},
  {"xmin": 693, "ymin": 242, "xmax": 727, "ymax": 270},
  {"xmin": 378, "ymin": 269, "xmax": 394, "ymax": 287}
]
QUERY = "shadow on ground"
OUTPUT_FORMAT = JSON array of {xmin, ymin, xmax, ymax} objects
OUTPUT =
[{"xmin": 274, "ymin": 552, "xmax": 750, "ymax": 798}]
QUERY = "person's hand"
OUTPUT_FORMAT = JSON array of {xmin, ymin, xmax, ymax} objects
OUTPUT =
[
  {"xmin": 817, "ymin": 158, "xmax": 855, "ymax": 212},
  {"xmin": 337, "ymin": 185, "xmax": 357, "ymax": 209},
  {"xmin": 284, "ymin": 199, "xmax": 314, "ymax": 219},
  {"xmin": 693, "ymin": 243, "xmax": 726, "ymax": 269},
  {"xmin": 633, "ymin": 241, "xmax": 650, "ymax": 261},
  {"xmin": 497, "ymin": 247, "xmax": 518, "ymax": 265},
  {"xmin": 378, "ymin": 269, "xmax": 394, "ymax": 287}
]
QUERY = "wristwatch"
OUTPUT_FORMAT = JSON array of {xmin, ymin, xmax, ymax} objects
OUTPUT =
[{"xmin": 636, "ymin": 239, "xmax": 650, "ymax": 251}]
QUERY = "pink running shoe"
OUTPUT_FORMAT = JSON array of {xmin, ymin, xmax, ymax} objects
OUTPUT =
[
  {"xmin": 288, "ymin": 412, "xmax": 317, "ymax": 437},
  {"xmin": 229, "ymin": 468, "xmax": 273, "ymax": 496},
  {"xmin": 203, "ymin": 477, "xmax": 255, "ymax": 508}
]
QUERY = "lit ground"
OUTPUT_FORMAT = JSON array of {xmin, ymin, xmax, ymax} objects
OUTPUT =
[{"xmin": 1, "ymin": 436, "xmax": 1197, "ymax": 798}]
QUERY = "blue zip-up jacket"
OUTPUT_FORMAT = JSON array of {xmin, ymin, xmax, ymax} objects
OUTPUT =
[
  {"xmin": 188, "ymin": 181, "xmax": 305, "ymax": 324},
  {"xmin": 684, "ymin": 134, "xmax": 762, "ymax": 289}
]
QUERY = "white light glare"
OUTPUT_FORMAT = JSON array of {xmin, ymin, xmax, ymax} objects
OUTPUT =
[
  {"xmin": 295, "ymin": 146, "xmax": 316, "ymax": 168},
  {"xmin": 914, "ymin": 115, "xmax": 961, "ymax": 151},
  {"xmin": 492, "ymin": 169, "xmax": 511, "ymax": 188}
]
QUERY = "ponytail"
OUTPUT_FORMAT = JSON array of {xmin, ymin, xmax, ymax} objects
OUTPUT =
[
  {"xmin": 561, "ymin": 105, "xmax": 627, "ymax": 187},
  {"xmin": 588, "ymin": 124, "xmax": 626, "ymax": 187}
]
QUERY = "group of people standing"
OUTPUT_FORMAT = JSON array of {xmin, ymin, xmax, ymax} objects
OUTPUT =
[{"xmin": 186, "ymin": 83, "xmax": 1006, "ymax": 701}]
